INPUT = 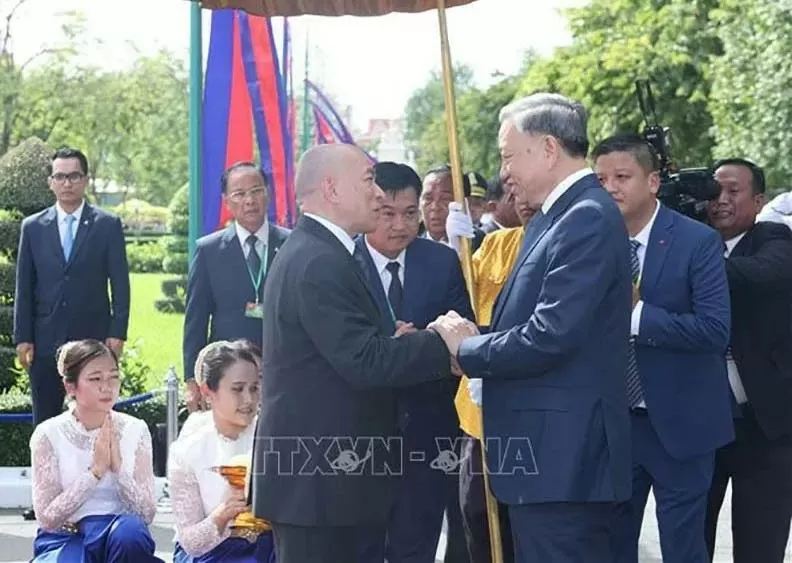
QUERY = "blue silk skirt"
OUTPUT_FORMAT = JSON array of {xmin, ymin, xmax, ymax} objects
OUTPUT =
[
  {"xmin": 173, "ymin": 533, "xmax": 276, "ymax": 563},
  {"xmin": 32, "ymin": 514, "xmax": 163, "ymax": 562}
]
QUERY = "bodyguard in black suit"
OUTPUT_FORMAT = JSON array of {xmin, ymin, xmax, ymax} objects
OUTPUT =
[
  {"xmin": 356, "ymin": 162, "xmax": 474, "ymax": 563},
  {"xmin": 14, "ymin": 147, "xmax": 130, "ymax": 428},
  {"xmin": 251, "ymin": 144, "xmax": 456, "ymax": 563},
  {"xmin": 705, "ymin": 159, "xmax": 792, "ymax": 563},
  {"xmin": 182, "ymin": 162, "xmax": 289, "ymax": 410}
]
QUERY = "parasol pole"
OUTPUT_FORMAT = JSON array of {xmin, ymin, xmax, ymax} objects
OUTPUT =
[{"xmin": 435, "ymin": 1, "xmax": 503, "ymax": 562}]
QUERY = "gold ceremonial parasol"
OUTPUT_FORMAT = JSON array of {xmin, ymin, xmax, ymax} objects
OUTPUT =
[{"xmin": 196, "ymin": 0, "xmax": 501, "ymax": 560}]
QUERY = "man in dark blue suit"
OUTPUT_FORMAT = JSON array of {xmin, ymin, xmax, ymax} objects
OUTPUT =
[
  {"xmin": 15, "ymin": 147, "xmax": 130, "ymax": 421},
  {"xmin": 183, "ymin": 161, "xmax": 289, "ymax": 410},
  {"xmin": 430, "ymin": 93, "xmax": 633, "ymax": 563},
  {"xmin": 593, "ymin": 134, "xmax": 733, "ymax": 563},
  {"xmin": 357, "ymin": 162, "xmax": 474, "ymax": 563},
  {"xmin": 14, "ymin": 147, "xmax": 130, "ymax": 518}
]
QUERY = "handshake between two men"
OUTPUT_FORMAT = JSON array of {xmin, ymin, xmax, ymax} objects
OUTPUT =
[{"xmin": 394, "ymin": 311, "xmax": 479, "ymax": 378}]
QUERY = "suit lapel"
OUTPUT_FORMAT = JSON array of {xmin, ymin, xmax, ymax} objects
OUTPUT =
[
  {"xmin": 729, "ymin": 229, "xmax": 753, "ymax": 258},
  {"xmin": 640, "ymin": 205, "xmax": 674, "ymax": 295},
  {"xmin": 41, "ymin": 206, "xmax": 65, "ymax": 267},
  {"xmin": 354, "ymin": 237, "xmax": 395, "ymax": 332},
  {"xmin": 266, "ymin": 224, "xmax": 286, "ymax": 276},
  {"xmin": 66, "ymin": 204, "xmax": 95, "ymax": 268},
  {"xmin": 491, "ymin": 177, "xmax": 592, "ymax": 328},
  {"xmin": 301, "ymin": 217, "xmax": 383, "ymax": 327},
  {"xmin": 220, "ymin": 225, "xmax": 252, "ymax": 296}
]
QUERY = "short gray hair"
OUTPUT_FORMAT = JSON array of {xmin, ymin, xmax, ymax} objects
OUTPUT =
[{"xmin": 499, "ymin": 93, "xmax": 589, "ymax": 158}]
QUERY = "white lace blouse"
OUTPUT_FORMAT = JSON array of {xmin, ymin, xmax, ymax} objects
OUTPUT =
[
  {"xmin": 29, "ymin": 410, "xmax": 157, "ymax": 531},
  {"xmin": 167, "ymin": 416, "xmax": 257, "ymax": 557}
]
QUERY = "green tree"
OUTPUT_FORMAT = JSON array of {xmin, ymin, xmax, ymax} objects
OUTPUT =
[
  {"xmin": 518, "ymin": 0, "xmax": 722, "ymax": 167},
  {"xmin": 403, "ymin": 64, "xmax": 474, "ymax": 165},
  {"xmin": 412, "ymin": 73, "xmax": 521, "ymax": 177},
  {"xmin": 708, "ymin": 0, "xmax": 792, "ymax": 192},
  {"xmin": 14, "ymin": 52, "xmax": 189, "ymax": 206},
  {"xmin": 0, "ymin": 5, "xmax": 83, "ymax": 156}
]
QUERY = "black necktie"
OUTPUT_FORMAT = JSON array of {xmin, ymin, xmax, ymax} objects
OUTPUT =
[
  {"xmin": 386, "ymin": 261, "xmax": 403, "ymax": 320},
  {"xmin": 246, "ymin": 234, "xmax": 261, "ymax": 275}
]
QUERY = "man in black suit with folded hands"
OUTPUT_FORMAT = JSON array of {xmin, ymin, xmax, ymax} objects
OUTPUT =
[
  {"xmin": 251, "ymin": 143, "xmax": 468, "ymax": 563},
  {"xmin": 705, "ymin": 158, "xmax": 792, "ymax": 563}
]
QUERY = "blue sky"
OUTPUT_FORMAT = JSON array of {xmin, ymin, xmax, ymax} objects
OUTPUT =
[{"xmin": 11, "ymin": 0, "xmax": 582, "ymax": 129}]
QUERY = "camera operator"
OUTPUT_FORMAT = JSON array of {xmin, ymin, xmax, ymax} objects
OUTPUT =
[
  {"xmin": 704, "ymin": 159, "xmax": 792, "ymax": 563},
  {"xmin": 593, "ymin": 133, "xmax": 734, "ymax": 563}
]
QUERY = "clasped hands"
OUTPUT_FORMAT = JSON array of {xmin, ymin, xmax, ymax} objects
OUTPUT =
[
  {"xmin": 392, "ymin": 311, "xmax": 479, "ymax": 356},
  {"xmin": 91, "ymin": 415, "xmax": 123, "ymax": 480},
  {"xmin": 392, "ymin": 312, "xmax": 478, "ymax": 377}
]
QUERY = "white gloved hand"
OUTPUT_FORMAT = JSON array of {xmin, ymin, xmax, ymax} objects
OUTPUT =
[
  {"xmin": 446, "ymin": 202, "xmax": 475, "ymax": 255},
  {"xmin": 467, "ymin": 378, "xmax": 482, "ymax": 407}
]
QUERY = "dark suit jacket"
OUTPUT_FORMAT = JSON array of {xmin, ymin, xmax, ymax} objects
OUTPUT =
[
  {"xmin": 13, "ymin": 203, "xmax": 130, "ymax": 356},
  {"xmin": 635, "ymin": 205, "xmax": 734, "ymax": 460},
  {"xmin": 726, "ymin": 221, "xmax": 792, "ymax": 440},
  {"xmin": 457, "ymin": 173, "xmax": 633, "ymax": 505},
  {"xmin": 182, "ymin": 222, "xmax": 289, "ymax": 379},
  {"xmin": 252, "ymin": 215, "xmax": 451, "ymax": 527},
  {"xmin": 356, "ymin": 236, "xmax": 474, "ymax": 452}
]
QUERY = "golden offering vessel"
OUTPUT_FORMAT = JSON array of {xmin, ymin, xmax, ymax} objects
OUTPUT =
[{"xmin": 213, "ymin": 453, "xmax": 271, "ymax": 541}]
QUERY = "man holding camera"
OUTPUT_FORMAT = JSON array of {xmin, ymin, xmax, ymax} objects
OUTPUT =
[
  {"xmin": 704, "ymin": 159, "xmax": 792, "ymax": 563},
  {"xmin": 593, "ymin": 133, "xmax": 733, "ymax": 563}
]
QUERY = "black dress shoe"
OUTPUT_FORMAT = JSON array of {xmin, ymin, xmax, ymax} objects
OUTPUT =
[{"xmin": 22, "ymin": 508, "xmax": 35, "ymax": 521}]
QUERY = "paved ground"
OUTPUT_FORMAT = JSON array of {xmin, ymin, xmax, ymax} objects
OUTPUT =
[{"xmin": 1, "ymin": 488, "xmax": 790, "ymax": 562}]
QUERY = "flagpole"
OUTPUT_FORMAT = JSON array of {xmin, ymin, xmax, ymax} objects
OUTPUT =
[
  {"xmin": 299, "ymin": 28, "xmax": 311, "ymax": 157},
  {"xmin": 188, "ymin": 2, "xmax": 203, "ymax": 258},
  {"xmin": 436, "ymin": 0, "xmax": 503, "ymax": 561}
]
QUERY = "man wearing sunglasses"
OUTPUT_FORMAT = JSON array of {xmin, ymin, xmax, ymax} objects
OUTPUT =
[{"xmin": 183, "ymin": 161, "xmax": 290, "ymax": 411}]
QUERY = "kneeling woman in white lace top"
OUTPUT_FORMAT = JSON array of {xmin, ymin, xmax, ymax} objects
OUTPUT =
[
  {"xmin": 168, "ymin": 340, "xmax": 274, "ymax": 563},
  {"xmin": 30, "ymin": 339, "xmax": 162, "ymax": 562}
]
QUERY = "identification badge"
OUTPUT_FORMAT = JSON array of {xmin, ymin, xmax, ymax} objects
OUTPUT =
[{"xmin": 245, "ymin": 302, "xmax": 264, "ymax": 319}]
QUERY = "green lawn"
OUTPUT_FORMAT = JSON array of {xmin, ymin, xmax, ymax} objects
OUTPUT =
[{"xmin": 127, "ymin": 273, "xmax": 184, "ymax": 389}]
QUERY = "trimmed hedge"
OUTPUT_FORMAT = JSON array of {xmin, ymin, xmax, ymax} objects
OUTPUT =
[
  {"xmin": 161, "ymin": 278, "xmax": 186, "ymax": 299},
  {"xmin": 0, "ymin": 211, "xmax": 23, "ymax": 262},
  {"xmin": 126, "ymin": 241, "xmax": 166, "ymax": 273},
  {"xmin": 0, "ymin": 138, "xmax": 55, "ymax": 391},
  {"xmin": 0, "ymin": 138, "xmax": 55, "ymax": 216}
]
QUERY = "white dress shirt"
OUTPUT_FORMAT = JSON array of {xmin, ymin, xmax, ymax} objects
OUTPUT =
[
  {"xmin": 541, "ymin": 167, "xmax": 595, "ymax": 214},
  {"xmin": 364, "ymin": 238, "xmax": 406, "ymax": 295},
  {"xmin": 55, "ymin": 200, "xmax": 85, "ymax": 247},
  {"xmin": 235, "ymin": 221, "xmax": 269, "ymax": 259},
  {"xmin": 724, "ymin": 232, "xmax": 749, "ymax": 404},
  {"xmin": 303, "ymin": 213, "xmax": 355, "ymax": 255},
  {"xmin": 423, "ymin": 231, "xmax": 453, "ymax": 248},
  {"xmin": 630, "ymin": 200, "xmax": 661, "ymax": 336}
]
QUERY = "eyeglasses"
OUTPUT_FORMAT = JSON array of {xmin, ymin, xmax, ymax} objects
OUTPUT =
[
  {"xmin": 51, "ymin": 172, "xmax": 86, "ymax": 183},
  {"xmin": 228, "ymin": 186, "xmax": 267, "ymax": 203}
]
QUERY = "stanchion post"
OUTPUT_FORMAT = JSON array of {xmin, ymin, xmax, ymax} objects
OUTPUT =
[{"xmin": 166, "ymin": 365, "xmax": 179, "ymax": 449}]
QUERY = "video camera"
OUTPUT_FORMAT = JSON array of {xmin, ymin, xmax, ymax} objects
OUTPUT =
[{"xmin": 636, "ymin": 80, "xmax": 721, "ymax": 222}]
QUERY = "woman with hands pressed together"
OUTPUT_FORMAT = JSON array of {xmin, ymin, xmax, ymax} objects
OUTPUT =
[
  {"xmin": 168, "ymin": 340, "xmax": 274, "ymax": 563},
  {"xmin": 30, "ymin": 338, "xmax": 161, "ymax": 562}
]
